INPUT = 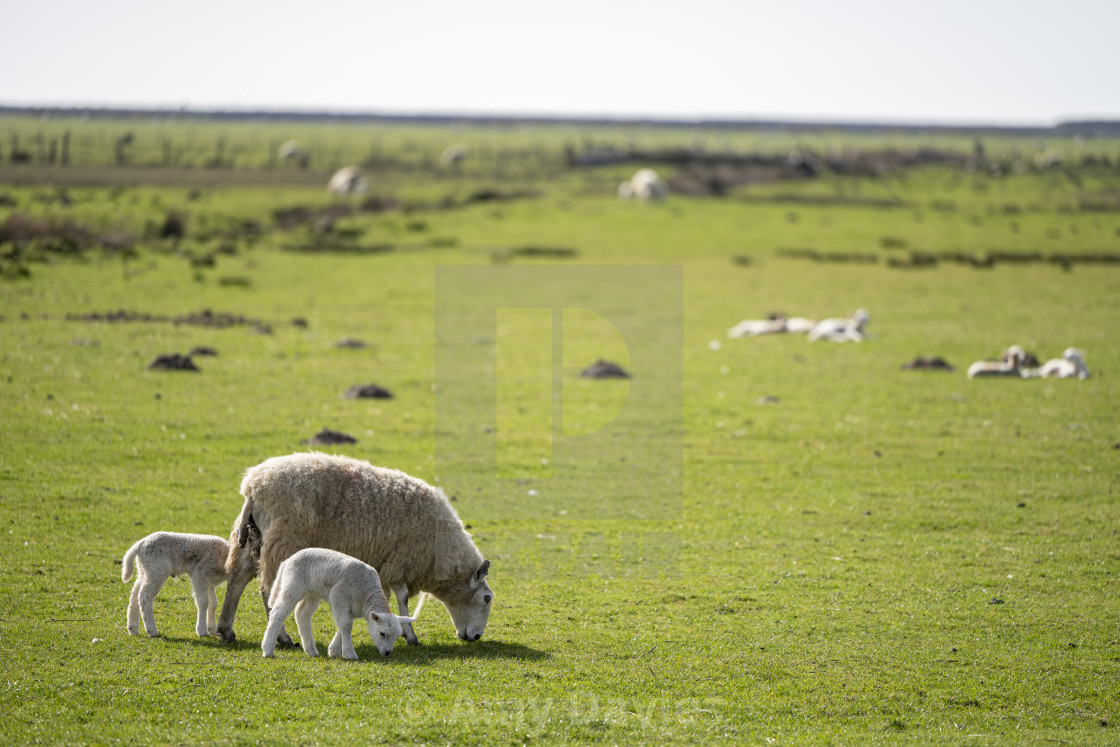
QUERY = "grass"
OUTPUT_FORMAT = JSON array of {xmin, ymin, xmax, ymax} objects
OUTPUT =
[{"xmin": 1, "ymin": 119, "xmax": 1119, "ymax": 744}]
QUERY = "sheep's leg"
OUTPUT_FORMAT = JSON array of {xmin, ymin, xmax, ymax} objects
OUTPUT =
[
  {"xmin": 188, "ymin": 573, "xmax": 211, "ymax": 637},
  {"xmin": 330, "ymin": 611, "xmax": 358, "ymax": 660},
  {"xmin": 392, "ymin": 584, "xmax": 420, "ymax": 645},
  {"xmin": 206, "ymin": 585, "xmax": 219, "ymax": 635},
  {"xmin": 261, "ymin": 584, "xmax": 295, "ymax": 648},
  {"xmin": 294, "ymin": 597, "xmax": 319, "ymax": 657},
  {"xmin": 261, "ymin": 598, "xmax": 297, "ymax": 658},
  {"xmin": 137, "ymin": 574, "xmax": 167, "ymax": 637},
  {"xmin": 217, "ymin": 566, "xmax": 254, "ymax": 643},
  {"xmin": 127, "ymin": 575, "xmax": 143, "ymax": 635}
]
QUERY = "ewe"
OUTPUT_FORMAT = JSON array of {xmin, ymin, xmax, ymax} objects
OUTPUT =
[
  {"xmin": 122, "ymin": 532, "xmax": 249, "ymax": 637},
  {"xmin": 618, "ymin": 168, "xmax": 668, "ymax": 202},
  {"xmin": 808, "ymin": 310, "xmax": 869, "ymax": 342},
  {"xmin": 262, "ymin": 548, "xmax": 413, "ymax": 660},
  {"xmin": 218, "ymin": 452, "xmax": 493, "ymax": 648},
  {"xmin": 327, "ymin": 166, "xmax": 368, "ymax": 196}
]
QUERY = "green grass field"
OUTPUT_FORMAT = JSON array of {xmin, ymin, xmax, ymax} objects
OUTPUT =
[{"xmin": 1, "ymin": 118, "xmax": 1119, "ymax": 744}]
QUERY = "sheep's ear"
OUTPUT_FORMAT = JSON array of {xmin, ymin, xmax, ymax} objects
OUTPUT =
[
  {"xmin": 397, "ymin": 615, "xmax": 415, "ymax": 624},
  {"xmin": 370, "ymin": 611, "xmax": 382, "ymax": 622},
  {"xmin": 474, "ymin": 560, "xmax": 490, "ymax": 582}
]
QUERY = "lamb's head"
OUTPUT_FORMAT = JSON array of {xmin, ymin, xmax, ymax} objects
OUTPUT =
[
  {"xmin": 367, "ymin": 611, "xmax": 414, "ymax": 657},
  {"xmin": 443, "ymin": 560, "xmax": 493, "ymax": 642}
]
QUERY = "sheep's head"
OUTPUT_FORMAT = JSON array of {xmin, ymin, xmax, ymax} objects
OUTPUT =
[
  {"xmin": 443, "ymin": 560, "xmax": 493, "ymax": 642},
  {"xmin": 367, "ymin": 611, "xmax": 413, "ymax": 657}
]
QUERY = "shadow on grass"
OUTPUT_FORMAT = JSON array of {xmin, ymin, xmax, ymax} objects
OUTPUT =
[{"xmin": 155, "ymin": 634, "xmax": 550, "ymax": 665}]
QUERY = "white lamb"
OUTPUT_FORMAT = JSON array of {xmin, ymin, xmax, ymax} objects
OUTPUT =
[
  {"xmin": 261, "ymin": 548, "xmax": 413, "ymax": 660},
  {"xmin": 728, "ymin": 314, "xmax": 786, "ymax": 338},
  {"xmin": 967, "ymin": 345, "xmax": 1027, "ymax": 379},
  {"xmin": 808, "ymin": 310, "xmax": 869, "ymax": 342},
  {"xmin": 783, "ymin": 317, "xmax": 818, "ymax": 334},
  {"xmin": 122, "ymin": 532, "xmax": 237, "ymax": 637},
  {"xmin": 1028, "ymin": 347, "xmax": 1090, "ymax": 379}
]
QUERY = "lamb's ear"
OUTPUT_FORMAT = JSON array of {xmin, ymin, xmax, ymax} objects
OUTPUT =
[
  {"xmin": 397, "ymin": 615, "xmax": 415, "ymax": 624},
  {"xmin": 473, "ymin": 560, "xmax": 490, "ymax": 583},
  {"xmin": 369, "ymin": 611, "xmax": 382, "ymax": 622}
]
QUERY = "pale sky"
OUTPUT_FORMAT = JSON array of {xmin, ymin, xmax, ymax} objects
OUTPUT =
[{"xmin": 2, "ymin": 0, "xmax": 1117, "ymax": 125}]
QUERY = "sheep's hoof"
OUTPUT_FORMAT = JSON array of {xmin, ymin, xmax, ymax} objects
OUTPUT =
[
  {"xmin": 277, "ymin": 633, "xmax": 299, "ymax": 649},
  {"xmin": 218, "ymin": 627, "xmax": 236, "ymax": 643}
]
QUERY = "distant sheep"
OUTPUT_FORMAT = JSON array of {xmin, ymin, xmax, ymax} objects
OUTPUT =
[
  {"xmin": 808, "ymin": 310, "xmax": 869, "ymax": 342},
  {"xmin": 122, "ymin": 531, "xmax": 249, "ymax": 637},
  {"xmin": 967, "ymin": 345, "xmax": 1027, "ymax": 379},
  {"xmin": 783, "ymin": 317, "xmax": 817, "ymax": 334},
  {"xmin": 618, "ymin": 168, "xmax": 668, "ymax": 202},
  {"xmin": 278, "ymin": 140, "xmax": 309, "ymax": 168},
  {"xmin": 728, "ymin": 313, "xmax": 786, "ymax": 338},
  {"xmin": 440, "ymin": 143, "xmax": 468, "ymax": 167},
  {"xmin": 1027, "ymin": 347, "xmax": 1090, "ymax": 379},
  {"xmin": 327, "ymin": 166, "xmax": 368, "ymax": 196},
  {"xmin": 262, "ymin": 548, "xmax": 413, "ymax": 660},
  {"xmin": 217, "ymin": 452, "xmax": 492, "ymax": 648}
]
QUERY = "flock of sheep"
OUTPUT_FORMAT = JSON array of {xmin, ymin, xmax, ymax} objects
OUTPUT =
[
  {"xmin": 122, "ymin": 452, "xmax": 493, "ymax": 660},
  {"xmin": 727, "ymin": 309, "xmax": 1090, "ymax": 379}
]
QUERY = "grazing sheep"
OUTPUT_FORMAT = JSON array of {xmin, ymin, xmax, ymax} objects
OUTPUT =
[
  {"xmin": 967, "ymin": 345, "xmax": 1027, "ymax": 379},
  {"xmin": 1027, "ymin": 347, "xmax": 1090, "ymax": 379},
  {"xmin": 217, "ymin": 452, "xmax": 493, "ymax": 648},
  {"xmin": 122, "ymin": 531, "xmax": 246, "ymax": 637},
  {"xmin": 808, "ymin": 310, "xmax": 869, "ymax": 342},
  {"xmin": 728, "ymin": 313, "xmax": 786, "ymax": 338},
  {"xmin": 261, "ymin": 548, "xmax": 413, "ymax": 660},
  {"xmin": 618, "ymin": 168, "xmax": 669, "ymax": 202},
  {"xmin": 327, "ymin": 166, "xmax": 368, "ymax": 196}
]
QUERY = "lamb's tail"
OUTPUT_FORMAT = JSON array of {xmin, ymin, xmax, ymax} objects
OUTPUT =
[{"xmin": 121, "ymin": 539, "xmax": 142, "ymax": 582}]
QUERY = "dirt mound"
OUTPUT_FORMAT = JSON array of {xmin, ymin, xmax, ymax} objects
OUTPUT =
[
  {"xmin": 301, "ymin": 428, "xmax": 358, "ymax": 446},
  {"xmin": 580, "ymin": 359, "xmax": 631, "ymax": 379},
  {"xmin": 189, "ymin": 346, "xmax": 218, "ymax": 357},
  {"xmin": 335, "ymin": 338, "xmax": 369, "ymax": 349},
  {"xmin": 342, "ymin": 383, "xmax": 393, "ymax": 399},
  {"xmin": 902, "ymin": 356, "xmax": 955, "ymax": 371},
  {"xmin": 147, "ymin": 353, "xmax": 199, "ymax": 372}
]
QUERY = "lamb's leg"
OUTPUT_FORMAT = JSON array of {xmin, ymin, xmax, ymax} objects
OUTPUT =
[
  {"xmin": 127, "ymin": 575, "xmax": 143, "ymax": 635},
  {"xmin": 206, "ymin": 585, "xmax": 219, "ymax": 635},
  {"xmin": 393, "ymin": 584, "xmax": 420, "ymax": 645},
  {"xmin": 261, "ymin": 584, "xmax": 295, "ymax": 648},
  {"xmin": 137, "ymin": 574, "xmax": 167, "ymax": 637},
  {"xmin": 188, "ymin": 573, "xmax": 210, "ymax": 637},
  {"xmin": 330, "ymin": 610, "xmax": 358, "ymax": 660},
  {"xmin": 294, "ymin": 597, "xmax": 319, "ymax": 656},
  {"xmin": 261, "ymin": 596, "xmax": 297, "ymax": 658}
]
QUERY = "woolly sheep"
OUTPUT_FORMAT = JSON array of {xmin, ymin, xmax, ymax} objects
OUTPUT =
[
  {"xmin": 217, "ymin": 452, "xmax": 493, "ymax": 648},
  {"xmin": 122, "ymin": 532, "xmax": 244, "ymax": 637},
  {"xmin": 783, "ymin": 317, "xmax": 817, "ymax": 334},
  {"xmin": 1028, "ymin": 347, "xmax": 1090, "ymax": 379},
  {"xmin": 618, "ymin": 168, "xmax": 668, "ymax": 202},
  {"xmin": 261, "ymin": 548, "xmax": 413, "ymax": 660},
  {"xmin": 967, "ymin": 345, "xmax": 1027, "ymax": 379},
  {"xmin": 808, "ymin": 310, "xmax": 869, "ymax": 342},
  {"xmin": 327, "ymin": 166, "xmax": 368, "ymax": 196}
]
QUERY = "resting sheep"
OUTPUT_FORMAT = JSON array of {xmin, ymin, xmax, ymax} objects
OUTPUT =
[
  {"xmin": 783, "ymin": 317, "xmax": 817, "ymax": 334},
  {"xmin": 327, "ymin": 166, "xmax": 368, "ymax": 196},
  {"xmin": 618, "ymin": 168, "xmax": 669, "ymax": 202},
  {"xmin": 262, "ymin": 548, "xmax": 413, "ymax": 660},
  {"xmin": 218, "ymin": 452, "xmax": 493, "ymax": 648},
  {"xmin": 728, "ymin": 313, "xmax": 786, "ymax": 338},
  {"xmin": 122, "ymin": 532, "xmax": 246, "ymax": 637},
  {"xmin": 1027, "ymin": 347, "xmax": 1090, "ymax": 379},
  {"xmin": 808, "ymin": 310, "xmax": 869, "ymax": 342},
  {"xmin": 967, "ymin": 345, "xmax": 1027, "ymax": 379}
]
